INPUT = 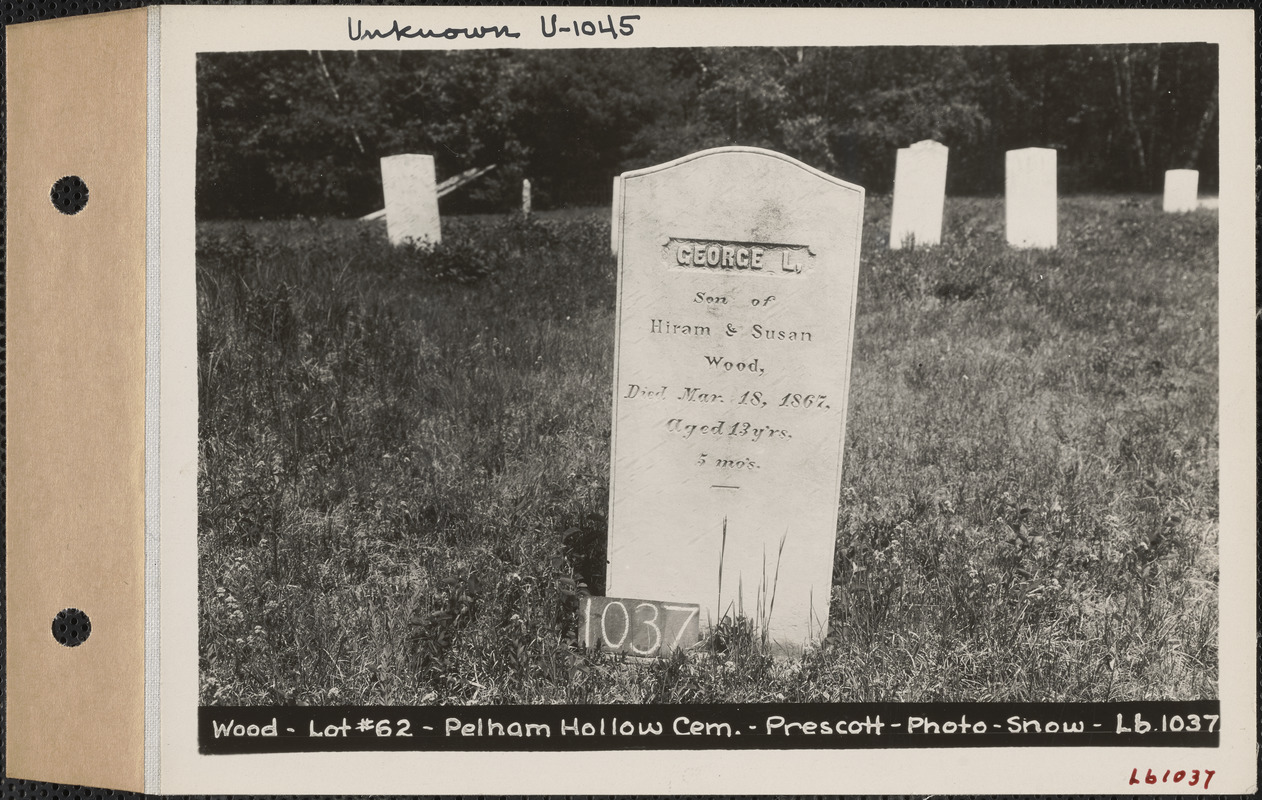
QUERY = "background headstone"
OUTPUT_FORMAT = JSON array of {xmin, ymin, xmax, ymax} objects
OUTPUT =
[
  {"xmin": 608, "ymin": 147, "xmax": 864, "ymax": 651},
  {"xmin": 1163, "ymin": 169, "xmax": 1199, "ymax": 212},
  {"xmin": 1005, "ymin": 147, "xmax": 1057, "ymax": 249},
  {"xmin": 888, "ymin": 140, "xmax": 949, "ymax": 249},
  {"xmin": 611, "ymin": 175, "xmax": 624, "ymax": 256},
  {"xmin": 380, "ymin": 154, "xmax": 440, "ymax": 246},
  {"xmin": 521, "ymin": 178, "xmax": 532, "ymax": 215}
]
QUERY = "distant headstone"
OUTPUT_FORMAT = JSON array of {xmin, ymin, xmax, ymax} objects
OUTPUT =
[
  {"xmin": 607, "ymin": 147, "xmax": 864, "ymax": 651},
  {"xmin": 1163, "ymin": 169, "xmax": 1199, "ymax": 213},
  {"xmin": 522, "ymin": 178, "xmax": 532, "ymax": 215},
  {"xmin": 611, "ymin": 175, "xmax": 624, "ymax": 256},
  {"xmin": 889, "ymin": 140, "xmax": 948, "ymax": 249},
  {"xmin": 1005, "ymin": 147, "xmax": 1057, "ymax": 249},
  {"xmin": 380, "ymin": 154, "xmax": 440, "ymax": 246}
]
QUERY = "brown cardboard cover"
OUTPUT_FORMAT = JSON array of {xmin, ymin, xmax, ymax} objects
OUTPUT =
[{"xmin": 5, "ymin": 7, "xmax": 148, "ymax": 791}]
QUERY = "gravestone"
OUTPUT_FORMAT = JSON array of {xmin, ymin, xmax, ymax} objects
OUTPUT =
[
  {"xmin": 380, "ymin": 154, "xmax": 440, "ymax": 246},
  {"xmin": 607, "ymin": 146, "xmax": 864, "ymax": 651},
  {"xmin": 522, "ymin": 178, "xmax": 532, "ymax": 215},
  {"xmin": 1163, "ymin": 169, "xmax": 1199, "ymax": 213},
  {"xmin": 611, "ymin": 175, "xmax": 624, "ymax": 255},
  {"xmin": 1005, "ymin": 147, "xmax": 1057, "ymax": 249},
  {"xmin": 888, "ymin": 140, "xmax": 948, "ymax": 249}
]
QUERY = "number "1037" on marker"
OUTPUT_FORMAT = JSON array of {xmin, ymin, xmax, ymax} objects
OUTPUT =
[{"xmin": 581, "ymin": 597, "xmax": 701, "ymax": 658}]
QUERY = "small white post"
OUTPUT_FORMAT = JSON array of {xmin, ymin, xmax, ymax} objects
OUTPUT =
[
  {"xmin": 611, "ymin": 175, "xmax": 624, "ymax": 256},
  {"xmin": 1162, "ymin": 169, "xmax": 1199, "ymax": 213}
]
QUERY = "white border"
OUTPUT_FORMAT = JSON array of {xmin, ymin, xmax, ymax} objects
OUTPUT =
[{"xmin": 157, "ymin": 6, "xmax": 1256, "ymax": 794}]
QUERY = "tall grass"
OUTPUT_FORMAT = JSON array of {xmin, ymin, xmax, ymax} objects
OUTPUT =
[{"xmin": 198, "ymin": 197, "xmax": 1218, "ymax": 705}]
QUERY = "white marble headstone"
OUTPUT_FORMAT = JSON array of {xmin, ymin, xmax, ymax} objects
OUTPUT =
[
  {"xmin": 380, "ymin": 154, "xmax": 441, "ymax": 246},
  {"xmin": 1005, "ymin": 147, "xmax": 1057, "ymax": 249},
  {"xmin": 521, "ymin": 178, "xmax": 532, "ymax": 215},
  {"xmin": 608, "ymin": 147, "xmax": 864, "ymax": 651},
  {"xmin": 889, "ymin": 140, "xmax": 948, "ymax": 249},
  {"xmin": 1163, "ymin": 169, "xmax": 1199, "ymax": 213},
  {"xmin": 611, "ymin": 175, "xmax": 624, "ymax": 256}
]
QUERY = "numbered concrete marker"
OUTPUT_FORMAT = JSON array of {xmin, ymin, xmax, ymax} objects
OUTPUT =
[
  {"xmin": 581, "ymin": 597, "xmax": 700, "ymax": 657},
  {"xmin": 522, "ymin": 178, "xmax": 532, "ymax": 215},
  {"xmin": 889, "ymin": 140, "xmax": 948, "ymax": 249},
  {"xmin": 608, "ymin": 147, "xmax": 864, "ymax": 652},
  {"xmin": 380, "ymin": 153, "xmax": 440, "ymax": 246},
  {"xmin": 1005, "ymin": 147, "xmax": 1057, "ymax": 249},
  {"xmin": 1163, "ymin": 169, "xmax": 1199, "ymax": 213}
]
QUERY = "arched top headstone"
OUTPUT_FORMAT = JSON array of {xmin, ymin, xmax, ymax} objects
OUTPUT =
[
  {"xmin": 618, "ymin": 147, "xmax": 863, "ymax": 260},
  {"xmin": 622, "ymin": 145, "xmax": 863, "ymax": 194},
  {"xmin": 608, "ymin": 146, "xmax": 865, "ymax": 652}
]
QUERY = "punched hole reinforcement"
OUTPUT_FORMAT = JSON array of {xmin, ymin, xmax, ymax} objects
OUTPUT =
[
  {"xmin": 52, "ymin": 608, "xmax": 91, "ymax": 647},
  {"xmin": 50, "ymin": 175, "xmax": 89, "ymax": 215}
]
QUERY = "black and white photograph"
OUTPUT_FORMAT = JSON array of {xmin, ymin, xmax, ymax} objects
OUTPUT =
[
  {"xmin": 195, "ymin": 39, "xmax": 1222, "ymax": 714},
  {"xmin": 2, "ymin": 2, "xmax": 1252, "ymax": 794}
]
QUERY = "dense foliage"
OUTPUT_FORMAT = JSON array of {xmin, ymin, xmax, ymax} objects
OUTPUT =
[{"xmin": 197, "ymin": 44, "xmax": 1218, "ymax": 218}]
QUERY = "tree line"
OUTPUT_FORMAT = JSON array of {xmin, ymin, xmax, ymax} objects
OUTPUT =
[{"xmin": 196, "ymin": 43, "xmax": 1218, "ymax": 218}]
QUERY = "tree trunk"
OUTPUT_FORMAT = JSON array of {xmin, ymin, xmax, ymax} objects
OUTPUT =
[
  {"xmin": 1110, "ymin": 47, "xmax": 1148, "ymax": 185},
  {"xmin": 1186, "ymin": 84, "xmax": 1218, "ymax": 167},
  {"xmin": 1143, "ymin": 47, "xmax": 1161, "ymax": 184},
  {"xmin": 312, "ymin": 50, "xmax": 367, "ymax": 156}
]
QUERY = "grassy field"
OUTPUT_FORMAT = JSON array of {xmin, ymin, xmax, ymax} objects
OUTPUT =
[{"xmin": 197, "ymin": 195, "xmax": 1218, "ymax": 706}]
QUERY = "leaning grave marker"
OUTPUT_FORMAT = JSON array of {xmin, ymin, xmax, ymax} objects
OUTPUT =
[
  {"xmin": 607, "ymin": 147, "xmax": 864, "ymax": 651},
  {"xmin": 380, "ymin": 153, "xmax": 441, "ymax": 246},
  {"xmin": 889, "ymin": 139, "xmax": 948, "ymax": 249}
]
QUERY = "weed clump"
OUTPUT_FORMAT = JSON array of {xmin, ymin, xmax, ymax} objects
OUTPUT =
[{"xmin": 407, "ymin": 573, "xmax": 483, "ymax": 681}]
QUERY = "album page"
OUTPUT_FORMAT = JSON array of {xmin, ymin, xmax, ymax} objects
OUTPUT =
[{"xmin": 152, "ymin": 5, "xmax": 1255, "ymax": 794}]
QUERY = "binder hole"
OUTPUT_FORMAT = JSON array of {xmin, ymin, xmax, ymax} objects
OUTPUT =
[
  {"xmin": 50, "ymin": 175, "xmax": 89, "ymax": 215},
  {"xmin": 52, "ymin": 608, "xmax": 91, "ymax": 647}
]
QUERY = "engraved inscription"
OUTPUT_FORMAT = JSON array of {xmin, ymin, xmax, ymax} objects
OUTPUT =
[
  {"xmin": 650, "ymin": 319, "xmax": 711, "ymax": 337},
  {"xmin": 666, "ymin": 238, "xmax": 810, "ymax": 275},
  {"xmin": 750, "ymin": 324, "xmax": 812, "ymax": 341}
]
